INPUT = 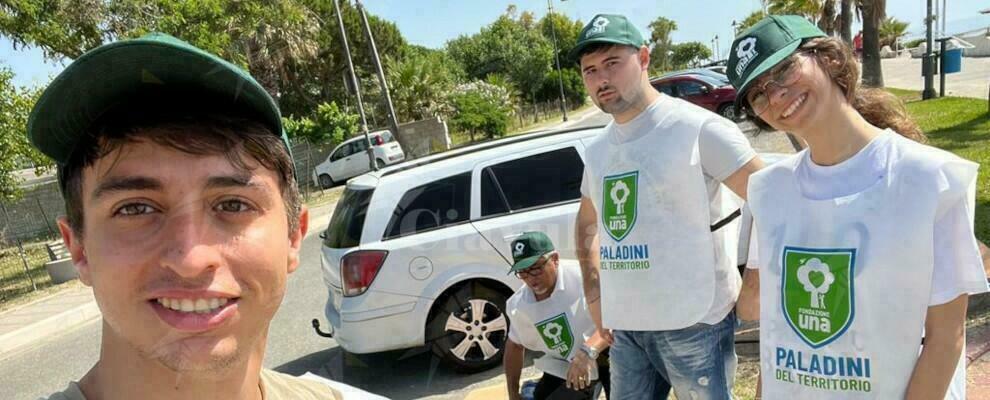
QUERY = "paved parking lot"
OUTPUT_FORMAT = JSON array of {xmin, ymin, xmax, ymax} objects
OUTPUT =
[{"xmin": 882, "ymin": 56, "xmax": 990, "ymax": 99}]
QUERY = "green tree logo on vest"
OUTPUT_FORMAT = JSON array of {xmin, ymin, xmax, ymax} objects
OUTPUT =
[
  {"xmin": 602, "ymin": 172, "xmax": 638, "ymax": 242},
  {"xmin": 536, "ymin": 313, "xmax": 575, "ymax": 358},
  {"xmin": 782, "ymin": 247, "xmax": 856, "ymax": 349}
]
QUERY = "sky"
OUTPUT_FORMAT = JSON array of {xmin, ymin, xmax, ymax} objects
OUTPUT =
[{"xmin": 2, "ymin": 0, "xmax": 989, "ymax": 87}]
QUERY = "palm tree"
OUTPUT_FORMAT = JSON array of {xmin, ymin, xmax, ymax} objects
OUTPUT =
[
  {"xmin": 839, "ymin": 0, "xmax": 854, "ymax": 44},
  {"xmin": 879, "ymin": 16, "xmax": 909, "ymax": 48},
  {"xmin": 859, "ymin": 0, "xmax": 886, "ymax": 87},
  {"xmin": 768, "ymin": 0, "xmax": 823, "ymax": 21}
]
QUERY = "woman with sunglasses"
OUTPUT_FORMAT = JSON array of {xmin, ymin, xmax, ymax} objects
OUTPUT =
[{"xmin": 728, "ymin": 16, "xmax": 986, "ymax": 399}]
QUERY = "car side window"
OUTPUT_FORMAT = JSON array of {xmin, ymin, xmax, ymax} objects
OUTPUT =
[
  {"xmin": 353, "ymin": 139, "xmax": 369, "ymax": 153},
  {"xmin": 385, "ymin": 172, "xmax": 471, "ymax": 238},
  {"xmin": 677, "ymin": 81, "xmax": 706, "ymax": 96},
  {"xmin": 653, "ymin": 83, "xmax": 675, "ymax": 96},
  {"xmin": 481, "ymin": 169, "xmax": 510, "ymax": 217},
  {"xmin": 331, "ymin": 143, "xmax": 352, "ymax": 161},
  {"xmin": 482, "ymin": 147, "xmax": 583, "ymax": 215}
]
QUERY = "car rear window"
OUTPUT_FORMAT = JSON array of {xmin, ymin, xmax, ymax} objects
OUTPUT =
[
  {"xmin": 323, "ymin": 188, "xmax": 374, "ymax": 248},
  {"xmin": 381, "ymin": 131, "xmax": 395, "ymax": 143},
  {"xmin": 385, "ymin": 172, "xmax": 471, "ymax": 239},
  {"xmin": 482, "ymin": 146, "xmax": 583, "ymax": 215}
]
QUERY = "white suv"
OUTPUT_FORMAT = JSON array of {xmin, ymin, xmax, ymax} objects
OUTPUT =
[
  {"xmin": 317, "ymin": 126, "xmax": 758, "ymax": 372},
  {"xmin": 312, "ymin": 130, "xmax": 405, "ymax": 189}
]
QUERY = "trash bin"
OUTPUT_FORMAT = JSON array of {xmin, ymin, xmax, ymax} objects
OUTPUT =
[{"xmin": 942, "ymin": 48, "xmax": 962, "ymax": 74}]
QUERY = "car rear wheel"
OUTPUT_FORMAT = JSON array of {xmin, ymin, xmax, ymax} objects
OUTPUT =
[
  {"xmin": 318, "ymin": 174, "xmax": 335, "ymax": 189},
  {"xmin": 376, "ymin": 159, "xmax": 386, "ymax": 169},
  {"xmin": 427, "ymin": 282, "xmax": 509, "ymax": 373},
  {"xmin": 718, "ymin": 103, "xmax": 738, "ymax": 121}
]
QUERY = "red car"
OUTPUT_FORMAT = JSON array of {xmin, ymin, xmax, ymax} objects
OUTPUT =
[{"xmin": 650, "ymin": 73, "xmax": 740, "ymax": 121}]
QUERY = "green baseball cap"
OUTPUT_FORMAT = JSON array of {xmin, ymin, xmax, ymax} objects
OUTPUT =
[
  {"xmin": 509, "ymin": 232, "xmax": 556, "ymax": 273},
  {"xmin": 727, "ymin": 15, "xmax": 825, "ymax": 110},
  {"xmin": 28, "ymin": 32, "xmax": 289, "ymax": 165},
  {"xmin": 570, "ymin": 14, "xmax": 646, "ymax": 61}
]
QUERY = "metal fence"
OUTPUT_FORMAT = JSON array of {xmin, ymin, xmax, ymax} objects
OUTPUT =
[
  {"xmin": 509, "ymin": 99, "xmax": 573, "ymax": 132},
  {"xmin": 0, "ymin": 241, "xmax": 54, "ymax": 303}
]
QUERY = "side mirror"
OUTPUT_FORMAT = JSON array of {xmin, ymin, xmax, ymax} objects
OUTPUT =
[{"xmin": 701, "ymin": 86, "xmax": 711, "ymax": 94}]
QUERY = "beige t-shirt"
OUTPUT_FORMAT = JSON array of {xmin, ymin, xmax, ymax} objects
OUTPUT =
[{"xmin": 42, "ymin": 369, "xmax": 342, "ymax": 400}]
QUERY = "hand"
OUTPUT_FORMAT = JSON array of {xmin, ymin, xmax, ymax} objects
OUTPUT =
[
  {"xmin": 565, "ymin": 351, "xmax": 595, "ymax": 391},
  {"xmin": 597, "ymin": 328, "xmax": 614, "ymax": 345}
]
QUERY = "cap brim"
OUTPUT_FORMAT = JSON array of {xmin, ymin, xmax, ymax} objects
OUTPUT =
[
  {"xmin": 508, "ymin": 252, "xmax": 551, "ymax": 274},
  {"xmin": 569, "ymin": 38, "xmax": 641, "ymax": 62},
  {"xmin": 733, "ymin": 40, "xmax": 802, "ymax": 115},
  {"xmin": 28, "ymin": 37, "xmax": 283, "ymax": 164}
]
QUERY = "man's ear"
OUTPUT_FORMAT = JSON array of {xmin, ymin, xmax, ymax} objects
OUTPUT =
[
  {"xmin": 287, "ymin": 206, "xmax": 309, "ymax": 274},
  {"xmin": 638, "ymin": 45, "xmax": 651, "ymax": 71},
  {"xmin": 57, "ymin": 217, "xmax": 91, "ymax": 286}
]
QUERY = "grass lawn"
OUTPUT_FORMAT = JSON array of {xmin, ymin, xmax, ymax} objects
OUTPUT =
[{"xmin": 890, "ymin": 88, "xmax": 990, "ymax": 243}]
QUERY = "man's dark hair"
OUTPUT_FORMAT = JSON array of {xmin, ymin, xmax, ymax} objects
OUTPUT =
[
  {"xmin": 60, "ymin": 101, "xmax": 301, "ymax": 236},
  {"xmin": 574, "ymin": 43, "xmax": 639, "ymax": 65}
]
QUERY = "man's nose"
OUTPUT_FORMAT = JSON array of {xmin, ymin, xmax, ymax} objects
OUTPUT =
[{"xmin": 158, "ymin": 208, "xmax": 222, "ymax": 278}]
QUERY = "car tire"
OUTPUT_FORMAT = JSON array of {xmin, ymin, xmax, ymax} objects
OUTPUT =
[
  {"xmin": 426, "ymin": 281, "xmax": 510, "ymax": 373},
  {"xmin": 318, "ymin": 174, "xmax": 335, "ymax": 189},
  {"xmin": 718, "ymin": 103, "xmax": 737, "ymax": 121},
  {"xmin": 376, "ymin": 159, "xmax": 386, "ymax": 169}
]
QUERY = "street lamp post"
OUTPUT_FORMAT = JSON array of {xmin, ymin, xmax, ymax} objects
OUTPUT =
[
  {"xmin": 332, "ymin": 0, "xmax": 376, "ymax": 171},
  {"xmin": 547, "ymin": 0, "xmax": 568, "ymax": 122}
]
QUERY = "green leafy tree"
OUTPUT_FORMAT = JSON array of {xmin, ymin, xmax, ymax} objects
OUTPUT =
[
  {"xmin": 0, "ymin": 68, "xmax": 51, "ymax": 202},
  {"xmin": 385, "ymin": 46, "xmax": 463, "ymax": 122},
  {"xmin": 283, "ymin": 101, "xmax": 358, "ymax": 146},
  {"xmin": 539, "ymin": 12, "xmax": 583, "ymax": 65},
  {"xmin": 648, "ymin": 17, "xmax": 677, "ymax": 72},
  {"xmin": 448, "ymin": 81, "xmax": 513, "ymax": 141},
  {"xmin": 670, "ymin": 42, "xmax": 712, "ymax": 69},
  {"xmin": 446, "ymin": 11, "xmax": 553, "ymax": 105},
  {"xmin": 536, "ymin": 68, "xmax": 585, "ymax": 106}
]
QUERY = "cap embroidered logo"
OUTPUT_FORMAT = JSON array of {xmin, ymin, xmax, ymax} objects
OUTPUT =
[
  {"xmin": 735, "ymin": 37, "xmax": 759, "ymax": 77},
  {"xmin": 588, "ymin": 16, "xmax": 610, "ymax": 37}
]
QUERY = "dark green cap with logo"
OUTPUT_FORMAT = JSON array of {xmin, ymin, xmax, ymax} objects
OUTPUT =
[
  {"xmin": 509, "ymin": 232, "xmax": 556, "ymax": 273},
  {"xmin": 28, "ymin": 32, "xmax": 290, "ymax": 165},
  {"xmin": 570, "ymin": 14, "xmax": 646, "ymax": 61},
  {"xmin": 727, "ymin": 15, "xmax": 826, "ymax": 108}
]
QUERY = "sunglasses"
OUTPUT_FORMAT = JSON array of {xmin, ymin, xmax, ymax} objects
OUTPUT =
[{"xmin": 514, "ymin": 254, "xmax": 553, "ymax": 278}]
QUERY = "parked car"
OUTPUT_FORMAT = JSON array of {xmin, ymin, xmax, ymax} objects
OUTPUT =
[
  {"xmin": 312, "ymin": 130, "xmax": 405, "ymax": 188},
  {"xmin": 659, "ymin": 68, "xmax": 730, "ymax": 84},
  {"xmin": 316, "ymin": 125, "xmax": 777, "ymax": 373},
  {"xmin": 650, "ymin": 74, "xmax": 740, "ymax": 121},
  {"xmin": 705, "ymin": 65, "xmax": 728, "ymax": 75}
]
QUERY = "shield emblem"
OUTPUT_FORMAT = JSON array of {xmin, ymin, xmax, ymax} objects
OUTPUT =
[
  {"xmin": 781, "ymin": 247, "xmax": 856, "ymax": 349},
  {"xmin": 536, "ymin": 313, "xmax": 575, "ymax": 358},
  {"xmin": 602, "ymin": 171, "xmax": 638, "ymax": 242}
]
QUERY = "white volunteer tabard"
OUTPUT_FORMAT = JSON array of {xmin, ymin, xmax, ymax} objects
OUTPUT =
[
  {"xmin": 583, "ymin": 98, "xmax": 720, "ymax": 331},
  {"xmin": 748, "ymin": 134, "xmax": 977, "ymax": 399},
  {"xmin": 507, "ymin": 262, "xmax": 599, "ymax": 379}
]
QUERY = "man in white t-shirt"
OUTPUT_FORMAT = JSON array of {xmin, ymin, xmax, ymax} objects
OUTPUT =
[
  {"xmin": 504, "ymin": 232, "xmax": 611, "ymax": 400},
  {"xmin": 570, "ymin": 14, "xmax": 765, "ymax": 400}
]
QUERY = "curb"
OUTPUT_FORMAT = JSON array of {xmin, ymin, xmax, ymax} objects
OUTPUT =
[{"xmin": 0, "ymin": 299, "xmax": 100, "ymax": 358}]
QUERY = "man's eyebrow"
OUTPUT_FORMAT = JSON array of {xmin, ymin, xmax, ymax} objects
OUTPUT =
[
  {"xmin": 92, "ymin": 176, "xmax": 162, "ymax": 201},
  {"xmin": 206, "ymin": 173, "xmax": 270, "ymax": 192}
]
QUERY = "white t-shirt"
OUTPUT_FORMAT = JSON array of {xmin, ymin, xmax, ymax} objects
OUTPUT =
[
  {"xmin": 580, "ymin": 94, "xmax": 757, "ymax": 325},
  {"xmin": 507, "ymin": 261, "xmax": 597, "ymax": 378},
  {"xmin": 746, "ymin": 129, "xmax": 988, "ymax": 306}
]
